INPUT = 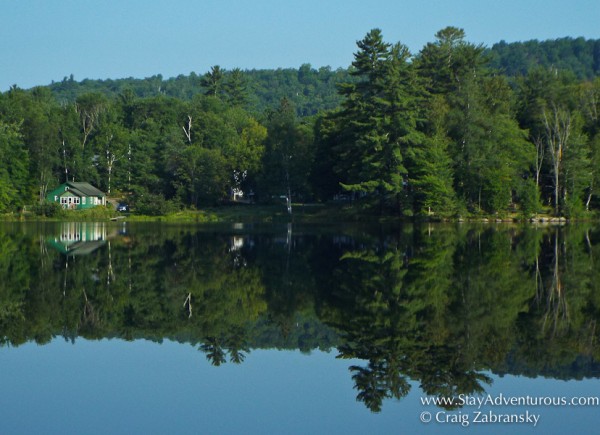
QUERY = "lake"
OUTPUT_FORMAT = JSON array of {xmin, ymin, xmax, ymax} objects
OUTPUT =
[{"xmin": 0, "ymin": 221, "xmax": 599, "ymax": 434}]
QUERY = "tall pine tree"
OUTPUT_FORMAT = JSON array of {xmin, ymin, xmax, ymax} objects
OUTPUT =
[{"xmin": 335, "ymin": 29, "xmax": 420, "ymax": 213}]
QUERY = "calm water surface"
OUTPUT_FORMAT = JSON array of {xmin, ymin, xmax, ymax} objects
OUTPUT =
[{"xmin": 1, "ymin": 221, "xmax": 599, "ymax": 434}]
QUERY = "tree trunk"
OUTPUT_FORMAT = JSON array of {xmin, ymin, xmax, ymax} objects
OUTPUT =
[
  {"xmin": 586, "ymin": 178, "xmax": 594, "ymax": 211},
  {"xmin": 534, "ymin": 136, "xmax": 544, "ymax": 188},
  {"xmin": 62, "ymin": 139, "xmax": 69, "ymax": 183},
  {"xmin": 182, "ymin": 115, "xmax": 192, "ymax": 144},
  {"xmin": 542, "ymin": 105, "xmax": 572, "ymax": 216}
]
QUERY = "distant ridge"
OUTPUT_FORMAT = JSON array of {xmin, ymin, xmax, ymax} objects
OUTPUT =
[
  {"xmin": 37, "ymin": 36, "xmax": 600, "ymax": 116},
  {"xmin": 487, "ymin": 36, "xmax": 600, "ymax": 79}
]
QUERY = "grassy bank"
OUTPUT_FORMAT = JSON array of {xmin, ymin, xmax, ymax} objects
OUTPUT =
[
  {"xmin": 2, "ymin": 203, "xmax": 378, "ymax": 224},
  {"xmin": 126, "ymin": 204, "xmax": 341, "ymax": 223},
  {"xmin": 2, "ymin": 203, "xmax": 598, "ymax": 224}
]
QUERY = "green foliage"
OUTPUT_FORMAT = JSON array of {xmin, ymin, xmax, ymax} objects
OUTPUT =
[
  {"xmin": 0, "ymin": 121, "xmax": 29, "ymax": 212},
  {"xmin": 517, "ymin": 178, "xmax": 542, "ymax": 218},
  {"xmin": 407, "ymin": 96, "xmax": 457, "ymax": 217},
  {"xmin": 259, "ymin": 98, "xmax": 315, "ymax": 202},
  {"xmin": 1, "ymin": 30, "xmax": 600, "ymax": 217},
  {"xmin": 45, "ymin": 66, "xmax": 354, "ymax": 119},
  {"xmin": 517, "ymin": 69, "xmax": 592, "ymax": 215},
  {"xmin": 224, "ymin": 68, "xmax": 249, "ymax": 107},
  {"xmin": 131, "ymin": 190, "xmax": 179, "ymax": 216},
  {"xmin": 489, "ymin": 37, "xmax": 600, "ymax": 79},
  {"xmin": 30, "ymin": 201, "xmax": 64, "ymax": 217},
  {"xmin": 329, "ymin": 29, "xmax": 418, "ymax": 214},
  {"xmin": 415, "ymin": 26, "xmax": 487, "ymax": 95},
  {"xmin": 67, "ymin": 205, "xmax": 116, "ymax": 220}
]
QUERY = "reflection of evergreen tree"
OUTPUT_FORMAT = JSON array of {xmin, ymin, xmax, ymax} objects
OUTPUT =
[
  {"xmin": 349, "ymin": 360, "xmax": 411, "ymax": 413},
  {"xmin": 225, "ymin": 326, "xmax": 250, "ymax": 364},
  {"xmin": 320, "ymin": 225, "xmax": 544, "ymax": 411},
  {"xmin": 200, "ymin": 337, "xmax": 227, "ymax": 366},
  {"xmin": 323, "ymin": 229, "xmax": 415, "ymax": 411},
  {"xmin": 405, "ymin": 226, "xmax": 495, "ymax": 404}
]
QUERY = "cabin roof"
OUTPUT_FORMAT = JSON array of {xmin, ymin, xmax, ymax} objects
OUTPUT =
[{"xmin": 65, "ymin": 182, "xmax": 105, "ymax": 197}]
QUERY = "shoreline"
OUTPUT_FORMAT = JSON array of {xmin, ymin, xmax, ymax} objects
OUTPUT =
[{"xmin": 1, "ymin": 204, "xmax": 597, "ymax": 225}]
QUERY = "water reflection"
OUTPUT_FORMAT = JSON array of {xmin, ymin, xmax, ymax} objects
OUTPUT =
[
  {"xmin": 1, "ymin": 222, "xmax": 599, "ymax": 412},
  {"xmin": 47, "ymin": 222, "xmax": 111, "ymax": 256}
]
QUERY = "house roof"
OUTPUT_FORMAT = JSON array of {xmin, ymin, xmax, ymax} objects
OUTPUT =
[
  {"xmin": 65, "ymin": 182, "xmax": 105, "ymax": 197},
  {"xmin": 48, "ymin": 239, "xmax": 106, "ymax": 256}
]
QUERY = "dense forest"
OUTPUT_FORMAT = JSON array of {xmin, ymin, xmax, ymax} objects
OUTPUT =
[
  {"xmin": 488, "ymin": 37, "xmax": 600, "ymax": 79},
  {"xmin": 43, "ymin": 37, "xmax": 600, "ymax": 110},
  {"xmin": 1, "ymin": 27, "xmax": 600, "ymax": 218}
]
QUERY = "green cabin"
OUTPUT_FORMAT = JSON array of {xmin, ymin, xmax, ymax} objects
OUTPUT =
[{"xmin": 46, "ymin": 182, "xmax": 106, "ymax": 210}]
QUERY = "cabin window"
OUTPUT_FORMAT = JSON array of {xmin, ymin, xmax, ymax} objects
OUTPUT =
[{"xmin": 82, "ymin": 197, "xmax": 86, "ymax": 205}]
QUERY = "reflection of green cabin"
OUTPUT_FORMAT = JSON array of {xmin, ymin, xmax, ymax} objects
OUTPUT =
[
  {"xmin": 48, "ymin": 222, "xmax": 107, "ymax": 256},
  {"xmin": 46, "ymin": 182, "xmax": 106, "ymax": 209}
]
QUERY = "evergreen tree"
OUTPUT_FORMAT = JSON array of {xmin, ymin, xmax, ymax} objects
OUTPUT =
[
  {"xmin": 201, "ymin": 65, "xmax": 225, "ymax": 98},
  {"xmin": 417, "ymin": 29, "xmax": 533, "ymax": 214},
  {"xmin": 334, "ymin": 29, "xmax": 420, "ymax": 213},
  {"xmin": 225, "ymin": 68, "xmax": 249, "ymax": 107},
  {"xmin": 415, "ymin": 27, "xmax": 487, "ymax": 96},
  {"xmin": 407, "ymin": 96, "xmax": 457, "ymax": 216}
]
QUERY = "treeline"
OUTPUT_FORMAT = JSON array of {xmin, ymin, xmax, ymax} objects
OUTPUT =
[
  {"xmin": 1, "ymin": 27, "xmax": 600, "ymax": 217},
  {"xmin": 46, "ymin": 65, "xmax": 353, "ymax": 117},
  {"xmin": 312, "ymin": 27, "xmax": 600, "ymax": 217},
  {"xmin": 488, "ymin": 37, "xmax": 600, "ymax": 79},
  {"xmin": 44, "ymin": 37, "xmax": 600, "ymax": 110}
]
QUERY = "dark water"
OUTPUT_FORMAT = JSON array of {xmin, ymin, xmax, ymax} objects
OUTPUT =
[{"xmin": 1, "ymin": 221, "xmax": 600, "ymax": 434}]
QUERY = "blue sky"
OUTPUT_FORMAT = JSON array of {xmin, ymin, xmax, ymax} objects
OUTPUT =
[{"xmin": 1, "ymin": 0, "xmax": 599, "ymax": 91}]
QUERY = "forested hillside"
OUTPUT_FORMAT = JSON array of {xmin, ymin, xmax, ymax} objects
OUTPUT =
[
  {"xmin": 46, "ymin": 65, "xmax": 353, "ymax": 118},
  {"xmin": 43, "ymin": 36, "xmax": 600, "ymax": 116},
  {"xmin": 1, "ymin": 27, "xmax": 599, "ymax": 218},
  {"xmin": 488, "ymin": 37, "xmax": 600, "ymax": 79}
]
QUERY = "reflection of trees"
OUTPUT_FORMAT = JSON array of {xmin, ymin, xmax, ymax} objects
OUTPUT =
[
  {"xmin": 259, "ymin": 229, "xmax": 318, "ymax": 338},
  {"xmin": 141, "ymin": 229, "xmax": 266, "ymax": 363},
  {"xmin": 225, "ymin": 326, "xmax": 250, "ymax": 364},
  {"xmin": 540, "ymin": 228, "xmax": 570, "ymax": 336},
  {"xmin": 515, "ymin": 225, "xmax": 600, "ymax": 377},
  {"xmin": 321, "ymin": 226, "xmax": 543, "ymax": 411},
  {"xmin": 0, "ymin": 225, "xmax": 269, "ymax": 352},
  {"xmin": 0, "ymin": 231, "xmax": 29, "ymax": 345},
  {"xmin": 1, "ymin": 223, "xmax": 600, "ymax": 410},
  {"xmin": 200, "ymin": 326, "xmax": 251, "ymax": 365},
  {"xmin": 81, "ymin": 288, "xmax": 99, "ymax": 329},
  {"xmin": 349, "ymin": 360, "xmax": 411, "ymax": 413},
  {"xmin": 200, "ymin": 337, "xmax": 227, "ymax": 366},
  {"xmin": 253, "ymin": 227, "xmax": 339, "ymax": 353},
  {"xmin": 319, "ymin": 229, "xmax": 417, "ymax": 411}
]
